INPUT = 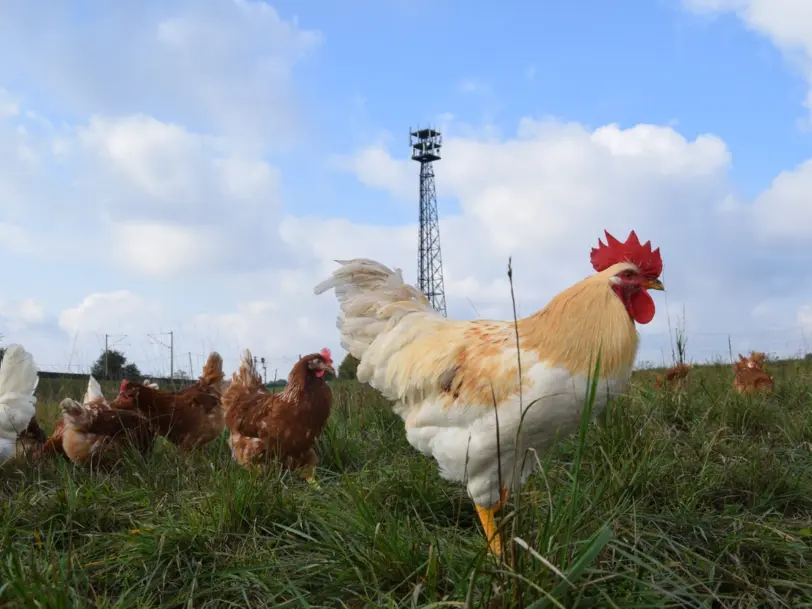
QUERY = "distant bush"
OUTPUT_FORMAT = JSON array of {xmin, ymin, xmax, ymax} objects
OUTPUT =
[{"xmin": 338, "ymin": 354, "xmax": 360, "ymax": 380}]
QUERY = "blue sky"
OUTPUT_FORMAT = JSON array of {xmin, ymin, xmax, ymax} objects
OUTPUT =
[{"xmin": 0, "ymin": 0, "xmax": 811, "ymax": 375}]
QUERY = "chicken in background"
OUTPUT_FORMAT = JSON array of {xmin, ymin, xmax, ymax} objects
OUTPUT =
[
  {"xmin": 59, "ymin": 389, "xmax": 154, "ymax": 467},
  {"xmin": 654, "ymin": 363, "xmax": 692, "ymax": 389},
  {"xmin": 114, "ymin": 352, "xmax": 225, "ymax": 450},
  {"xmin": 733, "ymin": 352, "xmax": 774, "ymax": 395},
  {"xmin": 36, "ymin": 375, "xmax": 107, "ymax": 462},
  {"xmin": 222, "ymin": 349, "xmax": 334, "ymax": 487},
  {"xmin": 0, "ymin": 344, "xmax": 45, "ymax": 462},
  {"xmin": 745, "ymin": 351, "xmax": 767, "ymax": 370},
  {"xmin": 315, "ymin": 230, "xmax": 664, "ymax": 556}
]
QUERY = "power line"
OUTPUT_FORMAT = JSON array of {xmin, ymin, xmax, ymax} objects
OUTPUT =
[{"xmin": 147, "ymin": 331, "xmax": 174, "ymax": 379}]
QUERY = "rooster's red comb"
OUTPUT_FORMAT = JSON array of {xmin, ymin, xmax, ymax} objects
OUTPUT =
[
  {"xmin": 590, "ymin": 230, "xmax": 662, "ymax": 279},
  {"xmin": 320, "ymin": 348, "xmax": 332, "ymax": 363}
]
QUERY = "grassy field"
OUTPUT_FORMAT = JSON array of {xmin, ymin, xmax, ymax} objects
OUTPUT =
[{"xmin": 1, "ymin": 362, "xmax": 811, "ymax": 608}]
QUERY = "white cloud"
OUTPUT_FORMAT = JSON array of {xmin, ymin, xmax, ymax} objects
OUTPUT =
[
  {"xmin": 683, "ymin": 0, "xmax": 812, "ymax": 117},
  {"xmin": 331, "ymin": 145, "xmax": 414, "ymax": 201},
  {"xmin": 0, "ymin": 299, "xmax": 45, "ymax": 333},
  {"xmin": 0, "ymin": 107, "xmax": 284, "ymax": 276},
  {"xmin": 458, "ymin": 78, "xmax": 491, "ymax": 94},
  {"xmin": 751, "ymin": 159, "xmax": 812, "ymax": 239},
  {"xmin": 75, "ymin": 114, "xmax": 279, "ymax": 219},
  {"xmin": 0, "ymin": 0, "xmax": 321, "ymax": 149},
  {"xmin": 59, "ymin": 292, "xmax": 162, "ymax": 338},
  {"xmin": 110, "ymin": 222, "xmax": 223, "ymax": 277}
]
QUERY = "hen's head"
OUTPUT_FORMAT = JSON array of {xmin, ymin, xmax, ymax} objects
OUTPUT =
[
  {"xmin": 304, "ymin": 348, "xmax": 335, "ymax": 379},
  {"xmin": 18, "ymin": 416, "xmax": 47, "ymax": 445},
  {"xmin": 747, "ymin": 351, "xmax": 767, "ymax": 369},
  {"xmin": 591, "ymin": 230, "xmax": 664, "ymax": 325},
  {"xmin": 117, "ymin": 379, "xmax": 146, "ymax": 405}
]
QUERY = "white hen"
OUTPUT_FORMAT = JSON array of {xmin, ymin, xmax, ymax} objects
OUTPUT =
[{"xmin": 0, "ymin": 344, "xmax": 39, "ymax": 461}]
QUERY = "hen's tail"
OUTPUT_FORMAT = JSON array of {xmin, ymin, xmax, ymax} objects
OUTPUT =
[
  {"xmin": 83, "ymin": 375, "xmax": 107, "ymax": 405},
  {"xmin": 61, "ymin": 398, "xmax": 152, "ymax": 437},
  {"xmin": 200, "ymin": 352, "xmax": 224, "ymax": 388},
  {"xmin": 313, "ymin": 259, "xmax": 436, "ymax": 361},
  {"xmin": 234, "ymin": 350, "xmax": 263, "ymax": 388},
  {"xmin": 0, "ymin": 344, "xmax": 39, "ymax": 460},
  {"xmin": 222, "ymin": 349, "xmax": 263, "ymax": 414}
]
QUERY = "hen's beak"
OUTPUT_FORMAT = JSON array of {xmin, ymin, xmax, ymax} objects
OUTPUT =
[
  {"xmin": 644, "ymin": 278, "xmax": 664, "ymax": 291},
  {"xmin": 324, "ymin": 363, "xmax": 336, "ymax": 376}
]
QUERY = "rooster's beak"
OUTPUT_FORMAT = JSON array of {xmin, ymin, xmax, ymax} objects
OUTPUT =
[{"xmin": 644, "ymin": 279, "xmax": 665, "ymax": 291}]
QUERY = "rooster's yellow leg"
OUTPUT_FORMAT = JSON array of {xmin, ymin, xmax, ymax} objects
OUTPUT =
[{"xmin": 474, "ymin": 487, "xmax": 509, "ymax": 556}]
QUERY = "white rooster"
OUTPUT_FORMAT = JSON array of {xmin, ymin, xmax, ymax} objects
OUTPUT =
[{"xmin": 315, "ymin": 230, "xmax": 664, "ymax": 556}]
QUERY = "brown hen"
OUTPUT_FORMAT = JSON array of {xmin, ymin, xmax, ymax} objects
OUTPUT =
[
  {"xmin": 655, "ymin": 363, "xmax": 692, "ymax": 389},
  {"xmin": 59, "ymin": 396, "xmax": 154, "ymax": 467},
  {"xmin": 733, "ymin": 352, "xmax": 774, "ymax": 395},
  {"xmin": 223, "ymin": 349, "xmax": 334, "ymax": 487},
  {"xmin": 35, "ymin": 375, "xmax": 110, "ymax": 462},
  {"xmin": 114, "ymin": 352, "xmax": 225, "ymax": 450}
]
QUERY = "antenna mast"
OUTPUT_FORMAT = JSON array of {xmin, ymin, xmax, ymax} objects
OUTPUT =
[{"xmin": 410, "ymin": 126, "xmax": 447, "ymax": 317}]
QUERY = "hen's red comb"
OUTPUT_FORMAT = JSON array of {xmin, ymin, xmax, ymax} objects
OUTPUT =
[
  {"xmin": 320, "ymin": 348, "xmax": 332, "ymax": 363},
  {"xmin": 119, "ymin": 380, "xmax": 128, "ymax": 394},
  {"xmin": 590, "ymin": 230, "xmax": 662, "ymax": 279}
]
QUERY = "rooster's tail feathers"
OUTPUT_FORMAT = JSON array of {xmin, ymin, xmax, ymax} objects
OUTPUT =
[
  {"xmin": 201, "ymin": 352, "xmax": 224, "ymax": 387},
  {"xmin": 0, "ymin": 345, "xmax": 39, "ymax": 444},
  {"xmin": 313, "ymin": 258, "xmax": 436, "ymax": 360}
]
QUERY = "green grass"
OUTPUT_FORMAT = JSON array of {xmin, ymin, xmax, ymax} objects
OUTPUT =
[{"xmin": 2, "ymin": 362, "xmax": 812, "ymax": 608}]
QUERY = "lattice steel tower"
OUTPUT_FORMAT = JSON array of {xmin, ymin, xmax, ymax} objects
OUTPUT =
[{"xmin": 410, "ymin": 127, "xmax": 447, "ymax": 317}]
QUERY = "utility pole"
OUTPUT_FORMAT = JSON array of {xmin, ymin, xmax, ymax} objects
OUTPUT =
[
  {"xmin": 147, "ymin": 331, "xmax": 174, "ymax": 380},
  {"xmin": 188, "ymin": 352, "xmax": 194, "ymax": 379},
  {"xmin": 261, "ymin": 357, "xmax": 267, "ymax": 384}
]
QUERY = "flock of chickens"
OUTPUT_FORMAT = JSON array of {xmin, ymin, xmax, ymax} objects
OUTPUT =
[
  {"xmin": 655, "ymin": 351, "xmax": 775, "ymax": 395},
  {"xmin": 0, "ymin": 230, "xmax": 781, "ymax": 557},
  {"xmin": 1, "ymin": 347, "xmax": 336, "ymax": 488}
]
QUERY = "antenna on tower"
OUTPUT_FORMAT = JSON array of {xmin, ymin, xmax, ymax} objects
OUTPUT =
[{"xmin": 410, "ymin": 125, "xmax": 447, "ymax": 317}]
